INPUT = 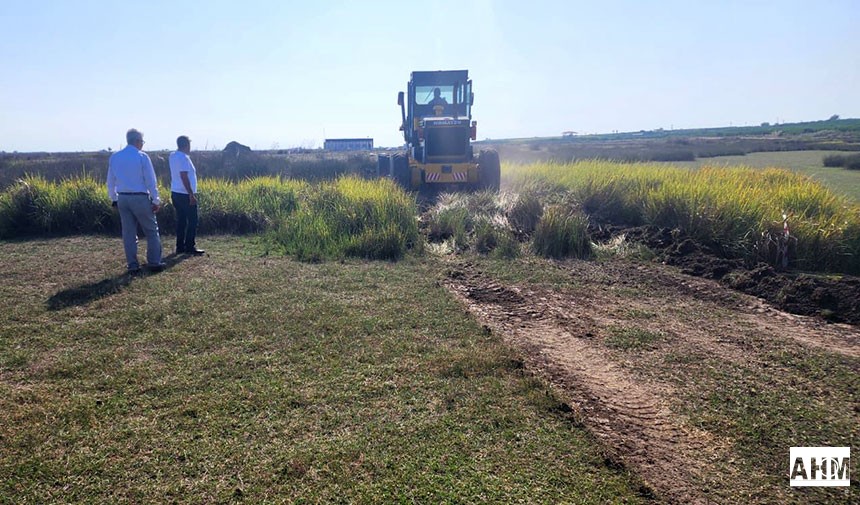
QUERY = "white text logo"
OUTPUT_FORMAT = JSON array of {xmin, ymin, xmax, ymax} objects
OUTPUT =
[{"xmin": 789, "ymin": 447, "xmax": 850, "ymax": 487}]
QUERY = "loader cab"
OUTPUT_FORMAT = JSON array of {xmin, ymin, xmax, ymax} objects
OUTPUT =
[
  {"xmin": 399, "ymin": 70, "xmax": 475, "ymax": 163},
  {"xmin": 412, "ymin": 81, "xmax": 471, "ymax": 120}
]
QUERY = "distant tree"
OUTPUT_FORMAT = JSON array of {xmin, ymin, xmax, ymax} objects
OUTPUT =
[
  {"xmin": 760, "ymin": 122, "xmax": 771, "ymax": 127},
  {"xmin": 829, "ymin": 114, "xmax": 840, "ymax": 121}
]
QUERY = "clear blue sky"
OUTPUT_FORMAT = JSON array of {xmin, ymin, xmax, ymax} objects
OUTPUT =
[{"xmin": 1, "ymin": 0, "xmax": 858, "ymax": 152}]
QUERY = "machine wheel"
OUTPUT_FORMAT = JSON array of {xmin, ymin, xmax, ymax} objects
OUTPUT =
[
  {"xmin": 477, "ymin": 149, "xmax": 501, "ymax": 192},
  {"xmin": 392, "ymin": 154, "xmax": 411, "ymax": 189},
  {"xmin": 377, "ymin": 154, "xmax": 390, "ymax": 177}
]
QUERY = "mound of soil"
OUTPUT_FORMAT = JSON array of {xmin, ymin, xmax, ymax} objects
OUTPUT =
[
  {"xmin": 726, "ymin": 266, "xmax": 860, "ymax": 324},
  {"xmin": 602, "ymin": 225, "xmax": 860, "ymax": 325}
]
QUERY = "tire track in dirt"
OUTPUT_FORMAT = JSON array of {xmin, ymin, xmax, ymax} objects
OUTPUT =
[
  {"xmin": 445, "ymin": 266, "xmax": 730, "ymax": 504},
  {"xmin": 629, "ymin": 262, "xmax": 860, "ymax": 360},
  {"xmin": 445, "ymin": 259, "xmax": 860, "ymax": 503}
]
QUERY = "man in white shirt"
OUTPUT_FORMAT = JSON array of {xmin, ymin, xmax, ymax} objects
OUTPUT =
[
  {"xmin": 106, "ymin": 128, "xmax": 164, "ymax": 273},
  {"xmin": 169, "ymin": 135, "xmax": 204, "ymax": 255}
]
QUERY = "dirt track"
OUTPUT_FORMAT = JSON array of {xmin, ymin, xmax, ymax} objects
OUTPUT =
[{"xmin": 444, "ymin": 258, "xmax": 860, "ymax": 504}]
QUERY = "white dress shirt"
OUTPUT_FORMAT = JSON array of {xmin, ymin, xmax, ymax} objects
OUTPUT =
[
  {"xmin": 169, "ymin": 151, "xmax": 198, "ymax": 194},
  {"xmin": 106, "ymin": 144, "xmax": 161, "ymax": 204}
]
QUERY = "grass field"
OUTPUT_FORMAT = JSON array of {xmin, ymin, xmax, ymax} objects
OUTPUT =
[
  {"xmin": 668, "ymin": 150, "xmax": 860, "ymax": 202},
  {"xmin": 2, "ymin": 148, "xmax": 859, "ymax": 502},
  {"xmin": 0, "ymin": 237, "xmax": 648, "ymax": 503},
  {"xmin": 2, "ymin": 230, "xmax": 858, "ymax": 502}
]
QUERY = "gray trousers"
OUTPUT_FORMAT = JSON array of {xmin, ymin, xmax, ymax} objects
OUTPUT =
[{"xmin": 117, "ymin": 194, "xmax": 162, "ymax": 269}]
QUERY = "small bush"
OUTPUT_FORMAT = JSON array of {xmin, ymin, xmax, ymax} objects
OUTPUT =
[
  {"xmin": 425, "ymin": 192, "xmax": 498, "ymax": 250},
  {"xmin": 532, "ymin": 206, "xmax": 592, "ymax": 259},
  {"xmin": 822, "ymin": 155, "xmax": 845, "ymax": 167},
  {"xmin": 845, "ymin": 154, "xmax": 860, "ymax": 170},
  {"xmin": 345, "ymin": 223, "xmax": 409, "ymax": 260},
  {"xmin": 196, "ymin": 177, "xmax": 304, "ymax": 234}
]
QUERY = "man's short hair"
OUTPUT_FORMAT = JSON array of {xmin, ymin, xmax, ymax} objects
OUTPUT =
[
  {"xmin": 176, "ymin": 135, "xmax": 191, "ymax": 150},
  {"xmin": 126, "ymin": 129, "xmax": 143, "ymax": 144}
]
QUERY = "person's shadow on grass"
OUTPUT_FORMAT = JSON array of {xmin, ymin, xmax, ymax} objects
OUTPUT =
[{"xmin": 46, "ymin": 253, "xmax": 189, "ymax": 310}]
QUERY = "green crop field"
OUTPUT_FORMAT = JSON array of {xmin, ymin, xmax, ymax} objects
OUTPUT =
[{"xmin": 668, "ymin": 150, "xmax": 860, "ymax": 202}]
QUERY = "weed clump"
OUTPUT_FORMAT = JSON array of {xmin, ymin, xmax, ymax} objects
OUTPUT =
[
  {"xmin": 532, "ymin": 206, "xmax": 593, "ymax": 259},
  {"xmin": 506, "ymin": 191, "xmax": 543, "ymax": 237}
]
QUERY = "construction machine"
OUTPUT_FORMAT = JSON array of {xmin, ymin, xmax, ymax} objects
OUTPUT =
[{"xmin": 378, "ymin": 70, "xmax": 500, "ymax": 192}]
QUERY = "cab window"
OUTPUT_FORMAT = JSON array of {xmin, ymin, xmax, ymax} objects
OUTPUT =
[{"xmin": 415, "ymin": 85, "xmax": 454, "ymax": 105}]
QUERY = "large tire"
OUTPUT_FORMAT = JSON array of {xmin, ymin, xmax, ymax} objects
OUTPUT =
[
  {"xmin": 377, "ymin": 154, "xmax": 390, "ymax": 177},
  {"xmin": 392, "ymin": 154, "xmax": 411, "ymax": 189},
  {"xmin": 478, "ymin": 149, "xmax": 501, "ymax": 192}
]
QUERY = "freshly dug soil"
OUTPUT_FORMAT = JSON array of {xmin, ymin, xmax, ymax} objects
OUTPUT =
[{"xmin": 596, "ymin": 225, "xmax": 860, "ymax": 325}]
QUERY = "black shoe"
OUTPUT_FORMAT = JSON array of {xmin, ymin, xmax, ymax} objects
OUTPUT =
[
  {"xmin": 127, "ymin": 267, "xmax": 141, "ymax": 275},
  {"xmin": 176, "ymin": 249, "xmax": 187, "ymax": 255},
  {"xmin": 146, "ymin": 263, "xmax": 166, "ymax": 273},
  {"xmin": 186, "ymin": 248, "xmax": 206, "ymax": 256}
]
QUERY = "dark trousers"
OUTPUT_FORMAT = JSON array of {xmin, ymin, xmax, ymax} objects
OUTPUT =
[{"xmin": 172, "ymin": 192, "xmax": 198, "ymax": 253}]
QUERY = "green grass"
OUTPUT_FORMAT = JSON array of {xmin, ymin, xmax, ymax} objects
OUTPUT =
[
  {"xmin": 667, "ymin": 348, "xmax": 860, "ymax": 502},
  {"xmin": 0, "ymin": 237, "xmax": 648, "ymax": 503}
]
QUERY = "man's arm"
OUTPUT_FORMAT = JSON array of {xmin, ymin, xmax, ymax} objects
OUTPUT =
[
  {"xmin": 179, "ymin": 154, "xmax": 196, "ymax": 205},
  {"xmin": 141, "ymin": 153, "xmax": 161, "ymax": 210},
  {"xmin": 106, "ymin": 159, "xmax": 117, "ymax": 205},
  {"xmin": 180, "ymin": 171, "xmax": 196, "ymax": 205}
]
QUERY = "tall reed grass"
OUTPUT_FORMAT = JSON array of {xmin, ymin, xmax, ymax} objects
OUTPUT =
[
  {"xmin": 193, "ymin": 177, "xmax": 305, "ymax": 234},
  {"xmin": 0, "ymin": 175, "xmax": 420, "ymax": 261},
  {"xmin": 0, "ymin": 175, "xmax": 117, "ymax": 237},
  {"xmin": 265, "ymin": 177, "xmax": 419, "ymax": 261},
  {"xmin": 507, "ymin": 161, "xmax": 860, "ymax": 273}
]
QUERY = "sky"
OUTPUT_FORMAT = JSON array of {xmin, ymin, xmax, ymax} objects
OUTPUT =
[{"xmin": 1, "ymin": 0, "xmax": 858, "ymax": 152}]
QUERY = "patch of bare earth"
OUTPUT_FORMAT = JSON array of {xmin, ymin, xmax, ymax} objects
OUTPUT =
[{"xmin": 443, "ymin": 258, "xmax": 859, "ymax": 504}]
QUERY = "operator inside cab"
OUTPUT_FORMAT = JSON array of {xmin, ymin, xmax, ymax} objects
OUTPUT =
[
  {"xmin": 429, "ymin": 87, "xmax": 448, "ymax": 115},
  {"xmin": 429, "ymin": 87, "xmax": 448, "ymax": 106}
]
